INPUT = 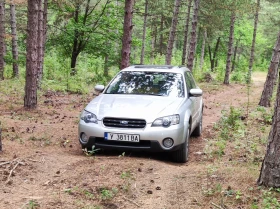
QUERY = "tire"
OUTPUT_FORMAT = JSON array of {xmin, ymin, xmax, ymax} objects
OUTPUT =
[
  {"xmin": 192, "ymin": 111, "xmax": 203, "ymax": 137},
  {"xmin": 81, "ymin": 141, "xmax": 95, "ymax": 151},
  {"xmin": 172, "ymin": 127, "xmax": 190, "ymax": 163}
]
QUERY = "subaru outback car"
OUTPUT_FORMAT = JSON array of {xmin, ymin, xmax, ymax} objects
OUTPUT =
[{"xmin": 78, "ymin": 65, "xmax": 203, "ymax": 162}]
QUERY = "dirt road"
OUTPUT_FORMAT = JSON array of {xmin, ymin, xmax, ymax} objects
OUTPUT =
[{"xmin": 0, "ymin": 74, "xmax": 265, "ymax": 209}]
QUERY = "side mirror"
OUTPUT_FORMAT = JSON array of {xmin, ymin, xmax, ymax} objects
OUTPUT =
[
  {"xmin": 93, "ymin": 85, "xmax": 105, "ymax": 96},
  {"xmin": 95, "ymin": 85, "xmax": 105, "ymax": 92},
  {"xmin": 189, "ymin": 89, "xmax": 203, "ymax": 97}
]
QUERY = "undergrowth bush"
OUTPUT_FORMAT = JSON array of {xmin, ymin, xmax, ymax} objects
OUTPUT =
[
  {"xmin": 41, "ymin": 53, "xmax": 116, "ymax": 94},
  {"xmin": 217, "ymin": 107, "xmax": 245, "ymax": 141},
  {"xmin": 230, "ymin": 70, "xmax": 247, "ymax": 83}
]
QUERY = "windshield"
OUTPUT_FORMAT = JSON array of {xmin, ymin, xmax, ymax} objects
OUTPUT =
[{"xmin": 105, "ymin": 71, "xmax": 185, "ymax": 97}]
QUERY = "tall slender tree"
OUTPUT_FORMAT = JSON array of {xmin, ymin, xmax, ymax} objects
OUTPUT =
[
  {"xmin": 231, "ymin": 39, "xmax": 239, "ymax": 72},
  {"xmin": 67, "ymin": 0, "xmax": 111, "ymax": 75},
  {"xmin": 24, "ymin": 0, "xmax": 39, "ymax": 109},
  {"xmin": 182, "ymin": 0, "xmax": 192, "ymax": 66},
  {"xmin": 258, "ymin": 43, "xmax": 280, "ymax": 187},
  {"xmin": 39, "ymin": 0, "xmax": 48, "ymax": 83},
  {"xmin": 259, "ymin": 31, "xmax": 280, "ymax": 107},
  {"xmin": 10, "ymin": 0, "xmax": 19, "ymax": 78},
  {"xmin": 224, "ymin": 10, "xmax": 236, "ymax": 85},
  {"xmin": 208, "ymin": 37, "xmax": 221, "ymax": 71},
  {"xmin": 187, "ymin": 0, "xmax": 200, "ymax": 71},
  {"xmin": 200, "ymin": 28, "xmax": 207, "ymax": 70},
  {"xmin": 140, "ymin": 0, "xmax": 148, "ymax": 65},
  {"xmin": 165, "ymin": 0, "xmax": 181, "ymax": 65},
  {"xmin": 120, "ymin": 0, "xmax": 134, "ymax": 70},
  {"xmin": 37, "ymin": 0, "xmax": 44, "ymax": 87},
  {"xmin": 0, "ymin": 0, "xmax": 5, "ymax": 80},
  {"xmin": 159, "ymin": 14, "xmax": 164, "ymax": 56},
  {"xmin": 248, "ymin": 0, "xmax": 261, "ymax": 83}
]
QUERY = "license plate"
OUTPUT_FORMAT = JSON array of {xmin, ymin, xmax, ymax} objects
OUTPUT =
[{"xmin": 104, "ymin": 132, "xmax": 140, "ymax": 142}]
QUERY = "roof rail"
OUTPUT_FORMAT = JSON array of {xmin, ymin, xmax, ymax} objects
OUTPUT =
[{"xmin": 132, "ymin": 65, "xmax": 175, "ymax": 69}]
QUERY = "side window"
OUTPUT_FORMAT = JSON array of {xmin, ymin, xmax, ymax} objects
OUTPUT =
[
  {"xmin": 184, "ymin": 72, "xmax": 192, "ymax": 91},
  {"xmin": 186, "ymin": 72, "xmax": 196, "ymax": 89}
]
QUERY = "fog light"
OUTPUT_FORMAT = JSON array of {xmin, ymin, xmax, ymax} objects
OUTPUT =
[
  {"xmin": 81, "ymin": 133, "xmax": 89, "ymax": 143},
  {"xmin": 163, "ymin": 138, "xmax": 174, "ymax": 148}
]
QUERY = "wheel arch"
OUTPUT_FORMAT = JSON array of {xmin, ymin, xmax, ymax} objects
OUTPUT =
[{"xmin": 183, "ymin": 110, "xmax": 192, "ymax": 139}]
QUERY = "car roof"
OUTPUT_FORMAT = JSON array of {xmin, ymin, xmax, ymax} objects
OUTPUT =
[{"xmin": 122, "ymin": 65, "xmax": 191, "ymax": 74}]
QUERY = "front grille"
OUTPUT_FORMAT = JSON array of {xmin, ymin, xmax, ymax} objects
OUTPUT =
[
  {"xmin": 94, "ymin": 137, "xmax": 151, "ymax": 148},
  {"xmin": 103, "ymin": 117, "xmax": 146, "ymax": 128}
]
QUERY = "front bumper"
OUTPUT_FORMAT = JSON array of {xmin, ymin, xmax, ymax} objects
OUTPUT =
[{"xmin": 78, "ymin": 120, "xmax": 186, "ymax": 152}]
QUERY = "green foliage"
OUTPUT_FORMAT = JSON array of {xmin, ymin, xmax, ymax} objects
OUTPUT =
[
  {"xmin": 48, "ymin": 0, "xmax": 124, "ymax": 70},
  {"xmin": 256, "ymin": 106, "xmax": 273, "ymax": 125},
  {"xmin": 26, "ymin": 200, "xmax": 40, "ymax": 209},
  {"xmin": 99, "ymin": 188, "xmax": 118, "ymax": 200},
  {"xmin": 0, "ymin": 71, "xmax": 25, "ymax": 103},
  {"xmin": 121, "ymin": 170, "xmax": 132, "ymax": 179},
  {"xmin": 41, "ymin": 52, "xmax": 115, "ymax": 94},
  {"xmin": 230, "ymin": 70, "xmax": 245, "ymax": 83},
  {"xmin": 222, "ymin": 107, "xmax": 242, "ymax": 128},
  {"xmin": 83, "ymin": 145, "xmax": 100, "ymax": 156},
  {"xmin": 262, "ymin": 188, "xmax": 280, "ymax": 209}
]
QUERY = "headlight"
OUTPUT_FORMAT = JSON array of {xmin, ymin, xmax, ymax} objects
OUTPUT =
[
  {"xmin": 152, "ymin": 115, "xmax": 180, "ymax": 127},
  {"xmin": 81, "ymin": 110, "xmax": 98, "ymax": 123}
]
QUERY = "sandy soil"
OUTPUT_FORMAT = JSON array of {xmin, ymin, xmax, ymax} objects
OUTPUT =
[{"xmin": 0, "ymin": 74, "xmax": 265, "ymax": 209}]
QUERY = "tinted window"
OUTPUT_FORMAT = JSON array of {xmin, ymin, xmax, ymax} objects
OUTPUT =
[
  {"xmin": 185, "ymin": 72, "xmax": 197, "ymax": 90},
  {"xmin": 105, "ymin": 71, "xmax": 185, "ymax": 97}
]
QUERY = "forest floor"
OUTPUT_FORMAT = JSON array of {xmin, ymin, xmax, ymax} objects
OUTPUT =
[{"xmin": 0, "ymin": 72, "xmax": 269, "ymax": 209}]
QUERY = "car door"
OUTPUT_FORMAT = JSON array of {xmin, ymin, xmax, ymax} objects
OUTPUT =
[{"xmin": 185, "ymin": 72, "xmax": 200, "ymax": 130}]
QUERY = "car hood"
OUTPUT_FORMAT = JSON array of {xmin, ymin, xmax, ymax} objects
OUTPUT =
[{"xmin": 85, "ymin": 94, "xmax": 184, "ymax": 123}]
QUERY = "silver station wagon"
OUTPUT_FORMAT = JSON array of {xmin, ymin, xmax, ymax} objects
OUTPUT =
[{"xmin": 78, "ymin": 65, "xmax": 203, "ymax": 162}]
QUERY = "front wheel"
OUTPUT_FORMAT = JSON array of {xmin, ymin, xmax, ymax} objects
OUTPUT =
[{"xmin": 172, "ymin": 127, "xmax": 190, "ymax": 163}]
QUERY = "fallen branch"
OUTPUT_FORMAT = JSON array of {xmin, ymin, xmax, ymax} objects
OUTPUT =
[
  {"xmin": 6, "ymin": 161, "xmax": 20, "ymax": 184},
  {"xmin": 0, "ymin": 158, "xmax": 19, "ymax": 166},
  {"xmin": 27, "ymin": 158, "xmax": 40, "ymax": 162},
  {"xmin": 211, "ymin": 202, "xmax": 224, "ymax": 209},
  {"xmin": 0, "ymin": 161, "xmax": 11, "ymax": 166},
  {"xmin": 123, "ymin": 197, "xmax": 140, "ymax": 208},
  {"xmin": 5, "ymin": 159, "xmax": 25, "ymax": 184}
]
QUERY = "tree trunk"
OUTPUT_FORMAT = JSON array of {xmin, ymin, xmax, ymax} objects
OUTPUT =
[
  {"xmin": 140, "ymin": 0, "xmax": 148, "ymax": 65},
  {"xmin": 258, "ymin": 74, "xmax": 280, "ymax": 187},
  {"xmin": 150, "ymin": 23, "xmax": 155, "ymax": 64},
  {"xmin": 200, "ymin": 28, "xmax": 207, "ymax": 70},
  {"xmin": 259, "ymin": 31, "xmax": 280, "ymax": 107},
  {"xmin": 104, "ymin": 54, "xmax": 109, "ymax": 77},
  {"xmin": 70, "ymin": 2, "xmax": 80, "ymax": 75},
  {"xmin": 120, "ymin": 0, "xmax": 134, "ymax": 70},
  {"xmin": 43, "ymin": 0, "xmax": 48, "ymax": 46},
  {"xmin": 209, "ymin": 37, "xmax": 221, "ymax": 71},
  {"xmin": 24, "ymin": 0, "xmax": 39, "ymax": 109},
  {"xmin": 208, "ymin": 44, "xmax": 212, "ymax": 67},
  {"xmin": 37, "ymin": 0, "xmax": 43, "ymax": 87},
  {"xmin": 187, "ymin": 0, "xmax": 200, "ymax": 71},
  {"xmin": 248, "ymin": 0, "xmax": 260, "ymax": 83},
  {"xmin": 231, "ymin": 40, "xmax": 239, "ymax": 72},
  {"xmin": 165, "ymin": 0, "xmax": 181, "ymax": 65},
  {"xmin": 159, "ymin": 14, "xmax": 164, "ymax": 56},
  {"xmin": 181, "ymin": 0, "xmax": 192, "ymax": 66},
  {"xmin": 0, "ymin": 0, "xmax": 5, "ymax": 80},
  {"xmin": 224, "ymin": 11, "xmax": 236, "ymax": 85},
  {"xmin": 10, "ymin": 0, "xmax": 19, "ymax": 78}
]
